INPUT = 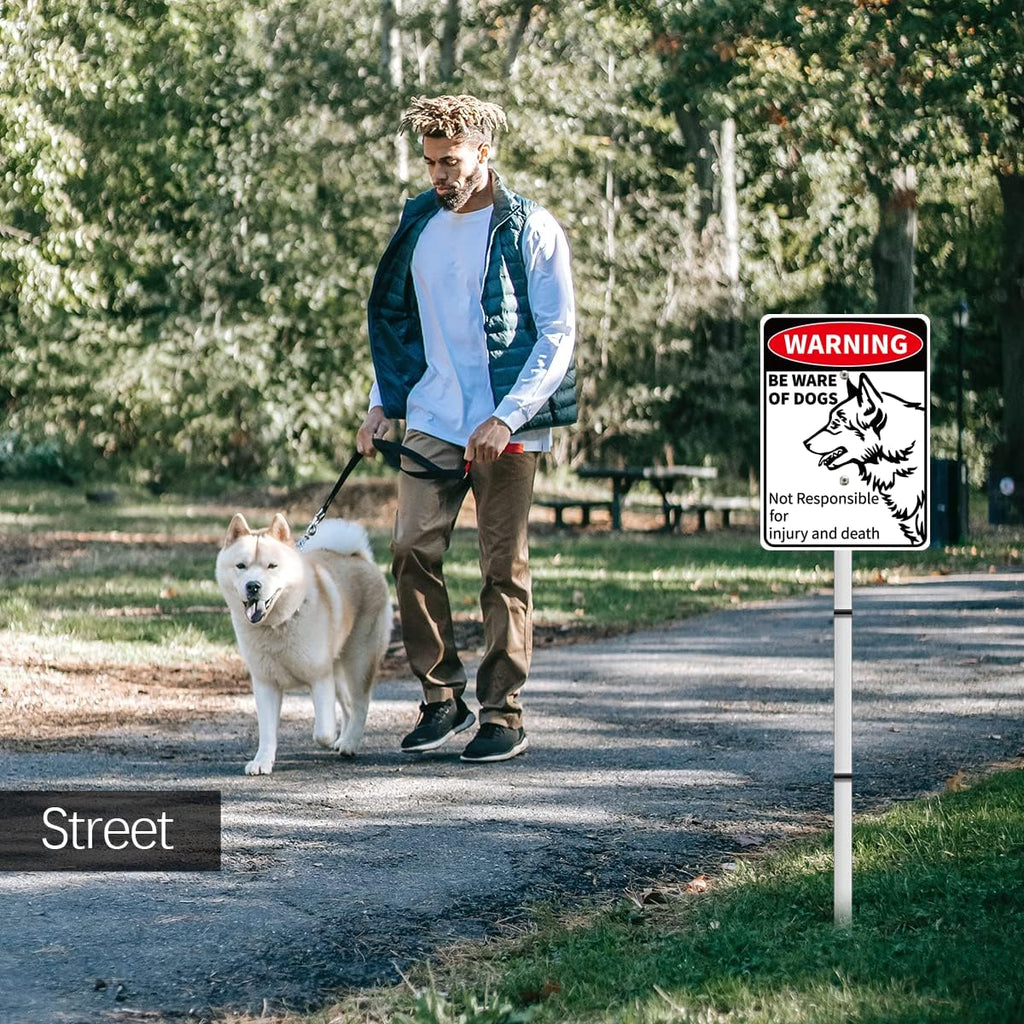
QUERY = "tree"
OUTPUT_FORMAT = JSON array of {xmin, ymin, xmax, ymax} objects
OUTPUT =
[
  {"xmin": 751, "ymin": 2, "xmax": 945, "ymax": 314},
  {"xmin": 438, "ymin": 0, "xmax": 462, "ymax": 81},
  {"xmin": 926, "ymin": 1, "xmax": 1024, "ymax": 493},
  {"xmin": 1, "ymin": 0, "xmax": 396, "ymax": 484},
  {"xmin": 382, "ymin": 0, "xmax": 411, "ymax": 182},
  {"xmin": 495, "ymin": 5, "xmax": 727, "ymax": 468}
]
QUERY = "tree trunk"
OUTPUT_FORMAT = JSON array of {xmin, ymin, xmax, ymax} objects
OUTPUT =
[
  {"xmin": 599, "ymin": 53, "xmax": 616, "ymax": 373},
  {"xmin": 504, "ymin": 1, "xmax": 534, "ymax": 79},
  {"xmin": 675, "ymin": 107, "xmax": 714, "ymax": 233},
  {"xmin": 871, "ymin": 165, "xmax": 917, "ymax": 313},
  {"xmin": 380, "ymin": 0, "xmax": 400, "ymax": 85},
  {"xmin": 668, "ymin": 107, "xmax": 748, "ymax": 471},
  {"xmin": 439, "ymin": 0, "xmax": 461, "ymax": 83},
  {"xmin": 996, "ymin": 171, "xmax": 1024, "ymax": 489},
  {"xmin": 414, "ymin": 29, "xmax": 429, "ymax": 86},
  {"xmin": 677, "ymin": 112, "xmax": 742, "ymax": 345},
  {"xmin": 717, "ymin": 116, "xmax": 742, "ymax": 345},
  {"xmin": 381, "ymin": 0, "xmax": 408, "ymax": 183}
]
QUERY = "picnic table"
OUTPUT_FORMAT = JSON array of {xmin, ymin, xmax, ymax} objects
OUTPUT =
[{"xmin": 575, "ymin": 464, "xmax": 719, "ymax": 531}]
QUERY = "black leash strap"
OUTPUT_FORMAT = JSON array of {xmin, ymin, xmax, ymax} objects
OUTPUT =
[
  {"xmin": 296, "ymin": 451, "xmax": 364, "ymax": 549},
  {"xmin": 295, "ymin": 440, "xmax": 467, "ymax": 550},
  {"xmin": 372, "ymin": 438, "xmax": 468, "ymax": 480}
]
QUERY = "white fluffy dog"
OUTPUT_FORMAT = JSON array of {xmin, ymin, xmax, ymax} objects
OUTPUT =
[{"xmin": 216, "ymin": 513, "xmax": 392, "ymax": 775}]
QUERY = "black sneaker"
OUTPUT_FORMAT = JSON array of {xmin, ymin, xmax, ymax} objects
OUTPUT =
[
  {"xmin": 400, "ymin": 698, "xmax": 475, "ymax": 753},
  {"xmin": 460, "ymin": 723, "xmax": 528, "ymax": 763}
]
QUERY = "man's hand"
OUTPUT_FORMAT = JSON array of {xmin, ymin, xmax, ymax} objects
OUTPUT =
[
  {"xmin": 465, "ymin": 416, "xmax": 512, "ymax": 465},
  {"xmin": 356, "ymin": 406, "xmax": 390, "ymax": 457}
]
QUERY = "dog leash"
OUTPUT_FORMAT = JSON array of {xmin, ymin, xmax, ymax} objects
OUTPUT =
[
  {"xmin": 375, "ymin": 438, "xmax": 525, "ymax": 476},
  {"xmin": 373, "ymin": 438, "xmax": 470, "ymax": 480},
  {"xmin": 296, "ymin": 439, "xmax": 527, "ymax": 549},
  {"xmin": 296, "ymin": 451, "xmax": 364, "ymax": 549}
]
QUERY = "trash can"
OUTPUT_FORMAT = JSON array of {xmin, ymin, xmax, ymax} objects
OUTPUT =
[{"xmin": 930, "ymin": 458, "xmax": 962, "ymax": 547}]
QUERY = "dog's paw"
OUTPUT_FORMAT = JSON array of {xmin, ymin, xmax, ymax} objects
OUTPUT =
[
  {"xmin": 244, "ymin": 758, "xmax": 274, "ymax": 775},
  {"xmin": 332, "ymin": 737, "xmax": 358, "ymax": 759},
  {"xmin": 313, "ymin": 729, "xmax": 337, "ymax": 749}
]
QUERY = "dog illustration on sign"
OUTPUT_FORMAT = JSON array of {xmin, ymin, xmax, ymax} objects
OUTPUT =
[{"xmin": 803, "ymin": 373, "xmax": 926, "ymax": 544}]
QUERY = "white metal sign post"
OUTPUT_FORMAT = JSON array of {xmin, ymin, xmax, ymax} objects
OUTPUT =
[
  {"xmin": 760, "ymin": 314, "xmax": 930, "ymax": 926},
  {"xmin": 833, "ymin": 549, "xmax": 853, "ymax": 925}
]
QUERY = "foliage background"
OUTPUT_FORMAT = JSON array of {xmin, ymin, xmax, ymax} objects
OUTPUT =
[{"xmin": 0, "ymin": 0, "xmax": 1019, "ymax": 490}]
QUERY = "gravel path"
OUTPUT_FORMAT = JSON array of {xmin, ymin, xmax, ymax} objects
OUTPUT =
[{"xmin": 2, "ymin": 571, "xmax": 1022, "ymax": 1023}]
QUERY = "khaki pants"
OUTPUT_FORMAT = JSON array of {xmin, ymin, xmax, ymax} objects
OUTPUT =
[{"xmin": 391, "ymin": 429, "xmax": 537, "ymax": 729}]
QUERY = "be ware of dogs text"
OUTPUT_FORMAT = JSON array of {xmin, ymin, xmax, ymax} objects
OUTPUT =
[
  {"xmin": 0, "ymin": 791, "xmax": 221, "ymax": 871},
  {"xmin": 760, "ymin": 316, "xmax": 930, "ymax": 551}
]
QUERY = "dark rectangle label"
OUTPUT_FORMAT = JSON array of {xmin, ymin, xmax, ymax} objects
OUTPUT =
[{"xmin": 0, "ymin": 791, "xmax": 221, "ymax": 871}]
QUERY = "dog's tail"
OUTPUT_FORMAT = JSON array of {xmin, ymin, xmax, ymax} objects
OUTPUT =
[{"xmin": 299, "ymin": 518, "xmax": 375, "ymax": 562}]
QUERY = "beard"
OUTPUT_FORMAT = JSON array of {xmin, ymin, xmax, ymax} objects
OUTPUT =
[{"xmin": 437, "ymin": 167, "xmax": 487, "ymax": 211}]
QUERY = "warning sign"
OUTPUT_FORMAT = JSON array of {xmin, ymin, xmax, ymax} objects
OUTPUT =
[{"xmin": 760, "ymin": 315, "xmax": 930, "ymax": 550}]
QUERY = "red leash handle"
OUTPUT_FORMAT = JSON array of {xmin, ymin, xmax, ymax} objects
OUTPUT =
[{"xmin": 465, "ymin": 442, "xmax": 525, "ymax": 474}]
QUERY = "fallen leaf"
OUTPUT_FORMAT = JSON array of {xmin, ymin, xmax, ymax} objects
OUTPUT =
[
  {"xmin": 946, "ymin": 770, "xmax": 969, "ymax": 792},
  {"xmin": 685, "ymin": 875, "xmax": 709, "ymax": 894}
]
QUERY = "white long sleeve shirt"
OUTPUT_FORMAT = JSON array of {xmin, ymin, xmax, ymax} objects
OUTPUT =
[{"xmin": 368, "ymin": 201, "xmax": 575, "ymax": 452}]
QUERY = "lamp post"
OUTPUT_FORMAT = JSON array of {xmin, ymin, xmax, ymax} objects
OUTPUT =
[{"xmin": 952, "ymin": 299, "xmax": 969, "ymax": 543}]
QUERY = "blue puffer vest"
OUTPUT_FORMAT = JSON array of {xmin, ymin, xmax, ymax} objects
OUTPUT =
[{"xmin": 366, "ymin": 173, "xmax": 577, "ymax": 433}]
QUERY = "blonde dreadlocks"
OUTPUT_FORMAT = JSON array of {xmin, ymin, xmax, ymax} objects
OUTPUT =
[{"xmin": 400, "ymin": 94, "xmax": 508, "ymax": 143}]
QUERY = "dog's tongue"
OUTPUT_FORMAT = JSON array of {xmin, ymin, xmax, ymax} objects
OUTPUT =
[{"xmin": 245, "ymin": 600, "xmax": 267, "ymax": 624}]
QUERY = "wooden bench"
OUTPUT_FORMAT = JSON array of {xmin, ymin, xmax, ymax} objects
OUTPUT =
[
  {"xmin": 576, "ymin": 464, "xmax": 718, "ymax": 530},
  {"xmin": 534, "ymin": 497, "xmax": 614, "ymax": 527},
  {"xmin": 662, "ymin": 495, "xmax": 759, "ymax": 531}
]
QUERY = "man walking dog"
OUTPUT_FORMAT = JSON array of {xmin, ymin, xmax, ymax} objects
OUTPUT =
[{"xmin": 356, "ymin": 94, "xmax": 576, "ymax": 762}]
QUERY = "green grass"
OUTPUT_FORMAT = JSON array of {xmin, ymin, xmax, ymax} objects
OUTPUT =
[
  {"xmin": 0, "ymin": 480, "xmax": 241, "ymax": 536},
  {"xmin": 1, "ymin": 481, "xmax": 1022, "ymax": 650},
  {"xmin": 0, "ymin": 540, "xmax": 235, "ymax": 647},
  {"xmin": 314, "ymin": 769, "xmax": 1024, "ymax": 1024}
]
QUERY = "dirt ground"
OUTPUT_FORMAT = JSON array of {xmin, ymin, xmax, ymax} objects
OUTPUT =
[{"xmin": 0, "ymin": 619, "xmax": 620, "ymax": 746}]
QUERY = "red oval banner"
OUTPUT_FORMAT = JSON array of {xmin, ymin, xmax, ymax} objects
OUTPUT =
[{"xmin": 766, "ymin": 322, "xmax": 924, "ymax": 366}]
